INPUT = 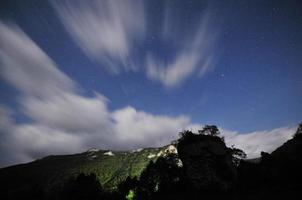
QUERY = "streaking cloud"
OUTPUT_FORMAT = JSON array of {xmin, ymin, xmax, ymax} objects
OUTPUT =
[
  {"xmin": 52, "ymin": 0, "xmax": 219, "ymax": 87},
  {"xmin": 52, "ymin": 0, "xmax": 145, "ymax": 73},
  {"xmin": 146, "ymin": 2, "xmax": 220, "ymax": 87},
  {"xmin": 0, "ymin": 22, "xmax": 74, "ymax": 97}
]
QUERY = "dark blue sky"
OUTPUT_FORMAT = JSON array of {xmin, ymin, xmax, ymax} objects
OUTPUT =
[{"xmin": 1, "ymin": 0, "xmax": 302, "ymax": 133}]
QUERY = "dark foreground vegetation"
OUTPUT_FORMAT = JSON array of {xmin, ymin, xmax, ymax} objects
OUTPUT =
[{"xmin": 0, "ymin": 124, "xmax": 302, "ymax": 200}]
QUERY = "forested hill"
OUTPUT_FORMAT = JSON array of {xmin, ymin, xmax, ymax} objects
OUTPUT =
[{"xmin": 0, "ymin": 145, "xmax": 177, "ymax": 195}]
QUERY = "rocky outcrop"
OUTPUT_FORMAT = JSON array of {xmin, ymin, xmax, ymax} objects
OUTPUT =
[{"xmin": 177, "ymin": 133, "xmax": 237, "ymax": 192}]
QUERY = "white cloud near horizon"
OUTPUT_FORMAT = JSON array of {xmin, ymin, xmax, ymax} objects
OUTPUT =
[
  {"xmin": 111, "ymin": 107, "xmax": 190, "ymax": 149},
  {"xmin": 222, "ymin": 126, "xmax": 297, "ymax": 158},
  {"xmin": 186, "ymin": 124, "xmax": 297, "ymax": 158},
  {"xmin": 52, "ymin": 0, "xmax": 219, "ymax": 87},
  {"xmin": 0, "ymin": 21, "xmax": 297, "ymax": 168}
]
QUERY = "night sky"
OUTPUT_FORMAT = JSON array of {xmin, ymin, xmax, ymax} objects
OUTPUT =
[{"xmin": 0, "ymin": 0, "xmax": 301, "ymax": 167}]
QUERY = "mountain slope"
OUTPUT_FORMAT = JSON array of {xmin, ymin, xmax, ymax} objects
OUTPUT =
[{"xmin": 0, "ymin": 145, "xmax": 177, "ymax": 197}]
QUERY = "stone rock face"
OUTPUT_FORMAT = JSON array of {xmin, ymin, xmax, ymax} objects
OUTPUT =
[{"xmin": 177, "ymin": 135, "xmax": 237, "ymax": 192}]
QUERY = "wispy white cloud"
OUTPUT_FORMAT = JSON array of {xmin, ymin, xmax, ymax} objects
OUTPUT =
[
  {"xmin": 23, "ymin": 93, "xmax": 110, "ymax": 132},
  {"xmin": 146, "ymin": 52, "xmax": 200, "ymax": 87},
  {"xmin": 147, "ymin": 4, "xmax": 219, "ymax": 87},
  {"xmin": 52, "ymin": 0, "xmax": 219, "ymax": 87},
  {"xmin": 0, "ymin": 22, "xmax": 74, "ymax": 98},
  {"xmin": 52, "ymin": 0, "xmax": 145, "ymax": 73}
]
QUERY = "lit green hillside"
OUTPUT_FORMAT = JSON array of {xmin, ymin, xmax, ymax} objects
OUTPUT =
[{"xmin": 0, "ymin": 146, "xmax": 174, "ymax": 195}]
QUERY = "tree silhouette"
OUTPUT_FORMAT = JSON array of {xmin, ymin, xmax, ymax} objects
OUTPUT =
[
  {"xmin": 293, "ymin": 123, "xmax": 302, "ymax": 139},
  {"xmin": 117, "ymin": 176, "xmax": 138, "ymax": 200},
  {"xmin": 177, "ymin": 126, "xmax": 245, "ymax": 195},
  {"xmin": 230, "ymin": 145, "xmax": 247, "ymax": 166},
  {"xmin": 198, "ymin": 125, "xmax": 220, "ymax": 136},
  {"xmin": 136, "ymin": 154, "xmax": 182, "ymax": 199},
  {"xmin": 59, "ymin": 173, "xmax": 104, "ymax": 200}
]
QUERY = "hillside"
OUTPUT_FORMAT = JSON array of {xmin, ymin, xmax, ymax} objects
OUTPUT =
[{"xmin": 0, "ymin": 145, "xmax": 177, "ymax": 197}]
